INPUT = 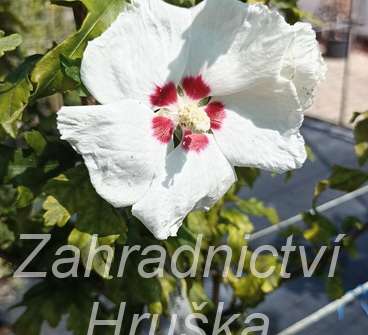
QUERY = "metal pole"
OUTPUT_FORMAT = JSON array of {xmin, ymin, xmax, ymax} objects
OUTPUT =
[
  {"xmin": 277, "ymin": 281, "xmax": 368, "ymax": 335},
  {"xmin": 249, "ymin": 184, "xmax": 368, "ymax": 241},
  {"xmin": 339, "ymin": 0, "xmax": 354, "ymax": 126}
]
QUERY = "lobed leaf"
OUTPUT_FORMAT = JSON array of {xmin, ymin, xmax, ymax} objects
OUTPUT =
[
  {"xmin": 236, "ymin": 198, "xmax": 279, "ymax": 225},
  {"xmin": 188, "ymin": 281, "xmax": 214, "ymax": 313},
  {"xmin": 24, "ymin": 130, "xmax": 47, "ymax": 156},
  {"xmin": 235, "ymin": 167, "xmax": 260, "ymax": 188},
  {"xmin": 68, "ymin": 228, "xmax": 119, "ymax": 279},
  {"xmin": 326, "ymin": 275, "xmax": 344, "ymax": 300},
  {"xmin": 31, "ymin": 0, "xmax": 126, "ymax": 98},
  {"xmin": 314, "ymin": 165, "xmax": 368, "ymax": 204},
  {"xmin": 0, "ymin": 55, "xmax": 41, "ymax": 138},
  {"xmin": 352, "ymin": 111, "xmax": 368, "ymax": 166},
  {"xmin": 43, "ymin": 195, "xmax": 71, "ymax": 227},
  {"xmin": 0, "ymin": 30, "xmax": 22, "ymax": 57},
  {"xmin": 5, "ymin": 149, "xmax": 37, "ymax": 181},
  {"xmin": 0, "ymin": 219, "xmax": 15, "ymax": 250},
  {"xmin": 303, "ymin": 212, "xmax": 337, "ymax": 244},
  {"xmin": 44, "ymin": 165, "xmax": 128, "ymax": 241},
  {"xmin": 15, "ymin": 185, "xmax": 34, "ymax": 208}
]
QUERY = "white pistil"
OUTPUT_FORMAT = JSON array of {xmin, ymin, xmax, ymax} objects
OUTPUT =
[{"xmin": 178, "ymin": 104, "xmax": 210, "ymax": 133}]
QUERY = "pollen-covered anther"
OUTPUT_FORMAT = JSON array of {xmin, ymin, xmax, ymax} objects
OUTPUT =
[{"xmin": 178, "ymin": 104, "xmax": 211, "ymax": 133}]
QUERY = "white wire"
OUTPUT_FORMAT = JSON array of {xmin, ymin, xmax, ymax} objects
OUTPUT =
[
  {"xmin": 249, "ymin": 184, "xmax": 368, "ymax": 241},
  {"xmin": 252, "ymin": 185, "xmax": 368, "ymax": 333},
  {"xmin": 277, "ymin": 281, "xmax": 368, "ymax": 335}
]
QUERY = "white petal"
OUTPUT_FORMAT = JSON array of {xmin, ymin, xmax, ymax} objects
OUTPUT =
[
  {"xmin": 81, "ymin": 0, "xmax": 191, "ymax": 106},
  {"xmin": 211, "ymin": 78, "xmax": 306, "ymax": 173},
  {"xmin": 57, "ymin": 100, "xmax": 172, "ymax": 207},
  {"xmin": 132, "ymin": 135, "xmax": 236, "ymax": 239},
  {"xmin": 185, "ymin": 0, "xmax": 293, "ymax": 96},
  {"xmin": 281, "ymin": 22, "xmax": 327, "ymax": 110}
]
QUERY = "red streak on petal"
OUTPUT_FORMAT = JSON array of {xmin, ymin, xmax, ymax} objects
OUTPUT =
[
  {"xmin": 205, "ymin": 101, "xmax": 226, "ymax": 130},
  {"xmin": 182, "ymin": 130, "xmax": 209, "ymax": 153},
  {"xmin": 182, "ymin": 75, "xmax": 211, "ymax": 100},
  {"xmin": 150, "ymin": 82, "xmax": 178, "ymax": 107},
  {"xmin": 152, "ymin": 116, "xmax": 174, "ymax": 144}
]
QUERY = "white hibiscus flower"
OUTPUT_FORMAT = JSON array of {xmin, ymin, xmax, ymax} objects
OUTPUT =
[{"xmin": 57, "ymin": 0, "xmax": 326, "ymax": 239}]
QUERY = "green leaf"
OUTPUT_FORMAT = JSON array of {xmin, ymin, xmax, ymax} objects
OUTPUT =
[
  {"xmin": 315, "ymin": 166, "xmax": 368, "ymax": 203},
  {"xmin": 6, "ymin": 149, "xmax": 37, "ymax": 181},
  {"xmin": 329, "ymin": 166, "xmax": 368, "ymax": 192},
  {"xmin": 0, "ymin": 257, "xmax": 13, "ymax": 278},
  {"xmin": 342, "ymin": 235, "xmax": 359, "ymax": 258},
  {"xmin": 51, "ymin": 0, "xmax": 83, "ymax": 6},
  {"xmin": 24, "ymin": 130, "xmax": 47, "ymax": 156},
  {"xmin": 313, "ymin": 179, "xmax": 329, "ymax": 204},
  {"xmin": 0, "ymin": 30, "xmax": 22, "ymax": 57},
  {"xmin": 227, "ymin": 272, "xmax": 265, "ymax": 307},
  {"xmin": 306, "ymin": 145, "xmax": 315, "ymax": 162},
  {"xmin": 14, "ymin": 280, "xmax": 100, "ymax": 335},
  {"xmin": 236, "ymin": 198, "xmax": 279, "ymax": 224},
  {"xmin": 235, "ymin": 167, "xmax": 260, "ymax": 188},
  {"xmin": 15, "ymin": 185, "xmax": 34, "ymax": 208},
  {"xmin": 60, "ymin": 54, "xmax": 82, "ymax": 84},
  {"xmin": 0, "ymin": 55, "xmax": 41, "ymax": 138},
  {"xmin": 130, "ymin": 274, "xmax": 162, "ymax": 305},
  {"xmin": 68, "ymin": 228, "xmax": 119, "ymax": 279},
  {"xmin": 256, "ymin": 256, "xmax": 281, "ymax": 293},
  {"xmin": 188, "ymin": 281, "xmax": 214, "ymax": 313},
  {"xmin": 164, "ymin": 0, "xmax": 198, "ymax": 7},
  {"xmin": 284, "ymin": 170, "xmax": 293, "ymax": 182},
  {"xmin": 0, "ymin": 219, "xmax": 15, "ymax": 250},
  {"xmin": 303, "ymin": 212, "xmax": 337, "ymax": 244},
  {"xmin": 221, "ymin": 209, "xmax": 253, "ymax": 246},
  {"xmin": 0, "ymin": 185, "xmax": 17, "ymax": 216},
  {"xmin": 31, "ymin": 0, "xmax": 126, "ymax": 98},
  {"xmin": 159, "ymin": 274, "xmax": 176, "ymax": 313},
  {"xmin": 221, "ymin": 208, "xmax": 253, "ymax": 232},
  {"xmin": 186, "ymin": 211, "xmax": 212, "ymax": 236},
  {"xmin": 353, "ymin": 114, "xmax": 368, "ymax": 166},
  {"xmin": 43, "ymin": 195, "xmax": 71, "ymax": 227},
  {"xmin": 66, "ymin": 299, "xmax": 100, "ymax": 335},
  {"xmin": 350, "ymin": 110, "xmax": 368, "ymax": 123},
  {"xmin": 148, "ymin": 301, "xmax": 163, "ymax": 315},
  {"xmin": 44, "ymin": 165, "xmax": 128, "ymax": 241},
  {"xmin": 341, "ymin": 216, "xmax": 364, "ymax": 233},
  {"xmin": 0, "ymin": 145, "xmax": 14, "ymax": 182},
  {"xmin": 326, "ymin": 275, "xmax": 344, "ymax": 300},
  {"xmin": 43, "ymin": 160, "xmax": 60, "ymax": 174}
]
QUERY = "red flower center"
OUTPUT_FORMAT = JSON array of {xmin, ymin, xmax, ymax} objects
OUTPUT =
[{"xmin": 150, "ymin": 75, "xmax": 226, "ymax": 152}]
